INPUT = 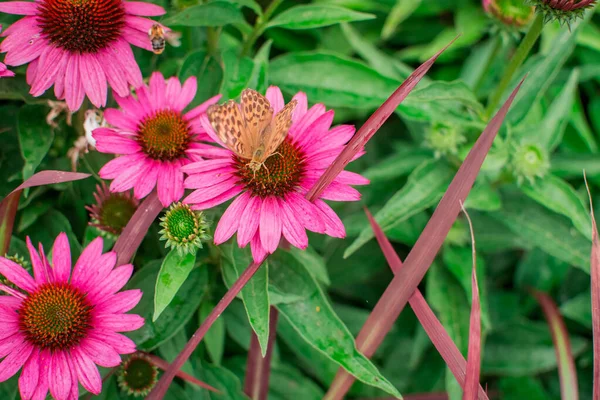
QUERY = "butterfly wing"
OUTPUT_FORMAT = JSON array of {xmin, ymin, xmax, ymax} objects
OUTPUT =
[
  {"xmin": 207, "ymin": 101, "xmax": 254, "ymax": 159},
  {"xmin": 241, "ymin": 89, "xmax": 273, "ymax": 150},
  {"xmin": 259, "ymin": 99, "xmax": 297, "ymax": 162}
]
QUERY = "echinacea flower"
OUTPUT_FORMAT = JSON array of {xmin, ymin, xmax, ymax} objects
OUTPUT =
[
  {"xmin": 527, "ymin": 0, "xmax": 596, "ymax": 24},
  {"xmin": 0, "ymin": 233, "xmax": 144, "ymax": 400},
  {"xmin": 0, "ymin": 0, "xmax": 168, "ymax": 110},
  {"xmin": 86, "ymin": 181, "xmax": 139, "ymax": 236},
  {"xmin": 182, "ymin": 86, "xmax": 369, "ymax": 262},
  {"xmin": 93, "ymin": 72, "xmax": 222, "ymax": 207}
]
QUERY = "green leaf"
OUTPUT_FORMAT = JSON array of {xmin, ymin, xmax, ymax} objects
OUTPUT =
[
  {"xmin": 515, "ymin": 248, "xmax": 569, "ymax": 292},
  {"xmin": 164, "ymin": 1, "xmax": 245, "ymax": 27},
  {"xmin": 18, "ymin": 105, "xmax": 54, "ymax": 182},
  {"xmin": 269, "ymin": 250, "xmax": 401, "ymax": 398},
  {"xmin": 0, "ymin": 376, "xmax": 18, "ymax": 400},
  {"xmin": 463, "ymin": 183, "xmax": 501, "ymax": 211},
  {"xmin": 269, "ymin": 363, "xmax": 325, "ymax": 400},
  {"xmin": 345, "ymin": 159, "xmax": 454, "ymax": 258},
  {"xmin": 551, "ymin": 153, "xmax": 600, "ymax": 180},
  {"xmin": 179, "ymin": 50, "xmax": 223, "ymax": 107},
  {"xmin": 490, "ymin": 190, "xmax": 590, "ymax": 272},
  {"xmin": 498, "ymin": 377, "xmax": 549, "ymax": 400},
  {"xmin": 220, "ymin": 49, "xmax": 256, "ymax": 100},
  {"xmin": 270, "ymin": 52, "xmax": 398, "ymax": 109},
  {"xmin": 153, "ymin": 250, "xmax": 197, "ymax": 321},
  {"xmin": 560, "ymin": 292, "xmax": 592, "ymax": 329},
  {"xmin": 219, "ymin": 0, "xmax": 262, "ymax": 15},
  {"xmin": 362, "ymin": 146, "xmax": 432, "ymax": 183},
  {"xmin": 381, "ymin": 0, "xmax": 422, "ymax": 40},
  {"xmin": 248, "ymin": 40, "xmax": 272, "ymax": 94},
  {"xmin": 288, "ymin": 246, "xmax": 330, "ymax": 286},
  {"xmin": 221, "ymin": 243, "xmax": 270, "ymax": 356},
  {"xmin": 267, "ymin": 5, "xmax": 375, "ymax": 30},
  {"xmin": 194, "ymin": 361, "xmax": 249, "ymax": 400},
  {"xmin": 23, "ymin": 209, "xmax": 82, "ymax": 260},
  {"xmin": 200, "ymin": 300, "xmax": 226, "ymax": 365},
  {"xmin": 127, "ymin": 260, "xmax": 208, "ymax": 350},
  {"xmin": 521, "ymin": 174, "xmax": 591, "ymax": 240}
]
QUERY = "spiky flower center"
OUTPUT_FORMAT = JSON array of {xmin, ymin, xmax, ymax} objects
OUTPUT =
[
  {"xmin": 138, "ymin": 110, "xmax": 191, "ymax": 161},
  {"xmin": 38, "ymin": 0, "xmax": 126, "ymax": 54},
  {"xmin": 234, "ymin": 139, "xmax": 305, "ymax": 198},
  {"xmin": 18, "ymin": 283, "xmax": 92, "ymax": 350},
  {"xmin": 118, "ymin": 355, "xmax": 158, "ymax": 396},
  {"xmin": 98, "ymin": 194, "xmax": 138, "ymax": 234},
  {"xmin": 165, "ymin": 205, "xmax": 197, "ymax": 241}
]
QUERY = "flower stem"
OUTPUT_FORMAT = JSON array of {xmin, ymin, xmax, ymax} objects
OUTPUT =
[
  {"xmin": 147, "ymin": 258, "xmax": 266, "ymax": 400},
  {"xmin": 244, "ymin": 307, "xmax": 279, "ymax": 400},
  {"xmin": 485, "ymin": 13, "xmax": 544, "ymax": 117},
  {"xmin": 206, "ymin": 27, "xmax": 220, "ymax": 56},
  {"xmin": 240, "ymin": 0, "xmax": 283, "ymax": 57},
  {"xmin": 473, "ymin": 35, "xmax": 502, "ymax": 94}
]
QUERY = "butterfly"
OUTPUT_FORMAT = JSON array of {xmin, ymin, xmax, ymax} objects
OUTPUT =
[{"xmin": 207, "ymin": 89, "xmax": 297, "ymax": 174}]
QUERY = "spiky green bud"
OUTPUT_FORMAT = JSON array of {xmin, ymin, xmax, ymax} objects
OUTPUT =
[
  {"xmin": 527, "ymin": 0, "xmax": 596, "ymax": 27},
  {"xmin": 424, "ymin": 122, "xmax": 467, "ymax": 158},
  {"xmin": 510, "ymin": 141, "xmax": 550, "ymax": 185},
  {"xmin": 159, "ymin": 202, "xmax": 210, "ymax": 255}
]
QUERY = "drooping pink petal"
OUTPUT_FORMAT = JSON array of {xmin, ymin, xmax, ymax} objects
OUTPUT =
[
  {"xmin": 184, "ymin": 176, "xmax": 238, "ymax": 204},
  {"xmin": 79, "ymin": 54, "xmax": 107, "ymax": 108},
  {"xmin": 80, "ymin": 338, "xmax": 122, "ymax": 367},
  {"xmin": 122, "ymin": 25, "xmax": 153, "ymax": 51},
  {"xmin": 25, "ymin": 59, "xmax": 38, "ymax": 85},
  {"xmin": 51, "ymin": 232, "xmax": 71, "ymax": 283},
  {"xmin": 250, "ymin": 232, "xmax": 268, "ymax": 263},
  {"xmin": 187, "ymin": 186, "xmax": 243, "ymax": 211},
  {"xmin": 75, "ymin": 251, "xmax": 117, "ymax": 293},
  {"xmin": 30, "ymin": 46, "xmax": 68, "ymax": 96},
  {"xmin": 0, "ymin": 257, "xmax": 36, "ymax": 292},
  {"xmin": 237, "ymin": 195, "xmax": 262, "ymax": 247},
  {"xmin": 296, "ymin": 110, "xmax": 334, "ymax": 148},
  {"xmin": 94, "ymin": 313, "xmax": 145, "ymax": 332},
  {"xmin": 18, "ymin": 349, "xmax": 40, "ymax": 400},
  {"xmin": 48, "ymin": 351, "xmax": 71, "ymax": 400},
  {"xmin": 319, "ymin": 181, "xmax": 362, "ymax": 201},
  {"xmin": 281, "ymin": 201, "xmax": 308, "ymax": 249},
  {"xmin": 214, "ymin": 192, "xmax": 250, "ymax": 244},
  {"xmin": 0, "ymin": 334, "xmax": 25, "ymax": 358},
  {"xmin": 89, "ymin": 329, "xmax": 137, "ymax": 354},
  {"xmin": 0, "ymin": 341, "xmax": 33, "ymax": 382},
  {"xmin": 64, "ymin": 55, "xmax": 85, "ymax": 111},
  {"xmin": 181, "ymin": 158, "xmax": 232, "ymax": 174},
  {"xmin": 157, "ymin": 162, "xmax": 183, "ymax": 207},
  {"xmin": 30, "ymin": 351, "xmax": 49, "ymax": 400},
  {"xmin": 183, "ymin": 165, "xmax": 236, "ymax": 188},
  {"xmin": 0, "ymin": 2, "xmax": 38, "ymax": 15},
  {"xmin": 123, "ymin": 1, "xmax": 166, "ymax": 16},
  {"xmin": 109, "ymin": 161, "xmax": 147, "ymax": 193},
  {"xmin": 109, "ymin": 39, "xmax": 143, "ymax": 89},
  {"xmin": 27, "ymin": 237, "xmax": 50, "ymax": 285},
  {"xmin": 97, "ymin": 49, "xmax": 130, "ymax": 98},
  {"xmin": 71, "ymin": 348, "xmax": 102, "ymax": 395},
  {"xmin": 0, "ymin": 321, "xmax": 20, "ymax": 341},
  {"xmin": 259, "ymin": 196, "xmax": 282, "ymax": 253},
  {"xmin": 266, "ymin": 86, "xmax": 284, "ymax": 115},
  {"xmin": 285, "ymin": 192, "xmax": 326, "ymax": 233},
  {"xmin": 314, "ymin": 199, "xmax": 345, "ymax": 238},
  {"xmin": 103, "ymin": 109, "xmax": 139, "ymax": 132},
  {"xmin": 133, "ymin": 159, "xmax": 159, "ymax": 199},
  {"xmin": 98, "ymin": 153, "xmax": 146, "ymax": 179}
]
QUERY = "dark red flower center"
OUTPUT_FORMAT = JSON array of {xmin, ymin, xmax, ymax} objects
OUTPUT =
[
  {"xmin": 18, "ymin": 283, "xmax": 92, "ymax": 350},
  {"xmin": 234, "ymin": 139, "xmax": 306, "ymax": 198},
  {"xmin": 37, "ymin": 0, "xmax": 126, "ymax": 54},
  {"xmin": 137, "ymin": 109, "xmax": 191, "ymax": 161}
]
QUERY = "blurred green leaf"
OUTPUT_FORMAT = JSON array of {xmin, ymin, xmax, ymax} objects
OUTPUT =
[
  {"xmin": 362, "ymin": 146, "xmax": 432, "ymax": 183},
  {"xmin": 270, "ymin": 250, "xmax": 401, "ymax": 397},
  {"xmin": 164, "ymin": 1, "xmax": 245, "ymax": 27},
  {"xmin": 464, "ymin": 183, "xmax": 501, "ymax": 211},
  {"xmin": 521, "ymin": 174, "xmax": 591, "ymax": 240},
  {"xmin": 346, "ymin": 159, "xmax": 454, "ymax": 257},
  {"xmin": 220, "ymin": 49, "xmax": 255, "ymax": 100},
  {"xmin": 269, "ymin": 363, "xmax": 324, "ymax": 400},
  {"xmin": 267, "ymin": 5, "xmax": 375, "ymax": 30},
  {"xmin": 560, "ymin": 292, "xmax": 592, "ymax": 329},
  {"xmin": 180, "ymin": 50, "xmax": 223, "ymax": 107},
  {"xmin": 153, "ymin": 250, "xmax": 197, "ymax": 321},
  {"xmin": 200, "ymin": 300, "xmax": 226, "ymax": 365},
  {"xmin": 221, "ymin": 243, "xmax": 270, "ymax": 356},
  {"xmin": 498, "ymin": 377, "xmax": 550, "ymax": 400},
  {"xmin": 194, "ymin": 361, "xmax": 248, "ymax": 400},
  {"xmin": 18, "ymin": 105, "xmax": 54, "ymax": 182},
  {"xmin": 515, "ymin": 248, "xmax": 569, "ymax": 292},
  {"xmin": 127, "ymin": 260, "xmax": 208, "ymax": 350},
  {"xmin": 382, "ymin": 0, "xmax": 422, "ymax": 40}
]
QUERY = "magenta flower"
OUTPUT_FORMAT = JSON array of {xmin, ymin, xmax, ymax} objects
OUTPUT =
[
  {"xmin": 0, "ymin": 25, "xmax": 13, "ymax": 77},
  {"xmin": 93, "ymin": 72, "xmax": 222, "ymax": 208},
  {"xmin": 0, "ymin": 0, "xmax": 167, "ymax": 110},
  {"xmin": 182, "ymin": 86, "xmax": 369, "ymax": 261},
  {"xmin": 0, "ymin": 233, "xmax": 144, "ymax": 400}
]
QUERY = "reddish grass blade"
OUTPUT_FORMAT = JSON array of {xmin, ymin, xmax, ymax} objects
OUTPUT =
[
  {"xmin": 145, "ymin": 354, "xmax": 220, "ymax": 393},
  {"xmin": 150, "ymin": 39, "xmax": 459, "ymax": 399},
  {"xmin": 147, "ymin": 257, "xmax": 267, "ymax": 399},
  {"xmin": 0, "ymin": 170, "xmax": 90, "ymax": 255},
  {"xmin": 364, "ymin": 208, "xmax": 488, "ymax": 400},
  {"xmin": 113, "ymin": 191, "xmax": 163, "ymax": 265},
  {"xmin": 532, "ymin": 290, "xmax": 579, "ymax": 400},
  {"xmin": 584, "ymin": 173, "xmax": 600, "ymax": 400},
  {"xmin": 306, "ymin": 36, "xmax": 458, "ymax": 202},
  {"xmin": 325, "ymin": 79, "xmax": 525, "ymax": 400},
  {"xmin": 244, "ymin": 307, "xmax": 279, "ymax": 400},
  {"xmin": 461, "ymin": 203, "xmax": 481, "ymax": 400}
]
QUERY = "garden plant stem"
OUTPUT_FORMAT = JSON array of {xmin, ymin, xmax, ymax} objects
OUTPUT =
[
  {"xmin": 485, "ymin": 13, "xmax": 544, "ymax": 117},
  {"xmin": 241, "ymin": 0, "xmax": 284, "ymax": 57}
]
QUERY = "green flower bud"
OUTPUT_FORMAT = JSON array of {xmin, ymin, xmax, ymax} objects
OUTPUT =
[
  {"xmin": 159, "ymin": 202, "xmax": 211, "ymax": 255},
  {"xmin": 527, "ymin": 0, "xmax": 596, "ymax": 26},
  {"xmin": 483, "ymin": 0, "xmax": 535, "ymax": 28},
  {"xmin": 510, "ymin": 141, "xmax": 550, "ymax": 185},
  {"xmin": 424, "ymin": 122, "xmax": 467, "ymax": 158}
]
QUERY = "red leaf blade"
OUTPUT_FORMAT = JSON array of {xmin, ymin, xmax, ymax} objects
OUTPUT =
[{"xmin": 146, "ymin": 354, "xmax": 220, "ymax": 393}]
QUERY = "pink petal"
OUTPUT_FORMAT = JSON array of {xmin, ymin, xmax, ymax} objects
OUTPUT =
[
  {"xmin": 183, "ymin": 176, "xmax": 238, "ymax": 203},
  {"xmin": 94, "ymin": 128, "xmax": 141, "ymax": 155},
  {"xmin": 285, "ymin": 192, "xmax": 326, "ymax": 233},
  {"xmin": 79, "ymin": 54, "xmax": 107, "ymax": 108},
  {"xmin": 0, "ymin": 2, "xmax": 38, "ymax": 15},
  {"xmin": 148, "ymin": 71, "xmax": 166, "ymax": 106},
  {"xmin": 185, "ymin": 142, "xmax": 231, "ymax": 159},
  {"xmin": 181, "ymin": 158, "xmax": 232, "ymax": 174},
  {"xmin": 296, "ymin": 110, "xmax": 334, "ymax": 148},
  {"xmin": 123, "ymin": 1, "xmax": 166, "ymax": 16},
  {"xmin": 0, "ymin": 341, "xmax": 33, "ymax": 382},
  {"xmin": 123, "ymin": 25, "xmax": 153, "ymax": 51},
  {"xmin": 30, "ymin": 351, "xmax": 49, "ymax": 400},
  {"xmin": 0, "ymin": 321, "xmax": 19, "ymax": 341},
  {"xmin": 64, "ymin": 55, "xmax": 85, "ymax": 111},
  {"xmin": 75, "ymin": 251, "xmax": 117, "ymax": 293},
  {"xmin": 164, "ymin": 76, "xmax": 182, "ymax": 105},
  {"xmin": 87, "ymin": 264, "xmax": 133, "ymax": 303},
  {"xmin": 314, "ymin": 199, "xmax": 345, "ymax": 238},
  {"xmin": 0, "ymin": 334, "xmax": 24, "ymax": 358},
  {"xmin": 103, "ymin": 109, "xmax": 139, "ymax": 132},
  {"xmin": 49, "ymin": 351, "xmax": 71, "ymax": 400},
  {"xmin": 250, "ymin": 232, "xmax": 268, "ymax": 263},
  {"xmin": 304, "ymin": 124, "xmax": 355, "ymax": 154},
  {"xmin": 291, "ymin": 92, "xmax": 308, "ymax": 123},
  {"xmin": 109, "ymin": 161, "xmax": 148, "ymax": 193},
  {"xmin": 184, "ymin": 94, "xmax": 222, "ymax": 121},
  {"xmin": 71, "ymin": 348, "xmax": 101, "ymax": 395},
  {"xmin": 173, "ymin": 76, "xmax": 197, "ymax": 111},
  {"xmin": 265, "ymin": 86, "xmax": 284, "ymax": 115},
  {"xmin": 319, "ymin": 182, "xmax": 362, "ymax": 201},
  {"xmin": 96, "ymin": 289, "xmax": 143, "ymax": 314},
  {"xmin": 183, "ymin": 166, "xmax": 236, "ymax": 189},
  {"xmin": 71, "ymin": 237, "xmax": 103, "ymax": 287},
  {"xmin": 109, "ymin": 39, "xmax": 143, "ymax": 88},
  {"xmin": 51, "ymin": 233, "xmax": 71, "ymax": 283},
  {"xmin": 98, "ymin": 153, "xmax": 146, "ymax": 179},
  {"xmin": 30, "ymin": 46, "xmax": 67, "ymax": 96},
  {"xmin": 97, "ymin": 49, "xmax": 130, "ymax": 97},
  {"xmin": 157, "ymin": 162, "xmax": 184, "ymax": 207},
  {"xmin": 94, "ymin": 313, "xmax": 145, "ymax": 332},
  {"xmin": 53, "ymin": 60, "xmax": 67, "ymax": 100},
  {"xmin": 80, "ymin": 338, "xmax": 122, "ymax": 367},
  {"xmin": 26, "ymin": 59, "xmax": 38, "ymax": 85},
  {"xmin": 214, "ymin": 192, "xmax": 250, "ymax": 244},
  {"xmin": 333, "ymin": 170, "xmax": 369, "ymax": 185},
  {"xmin": 89, "ymin": 329, "xmax": 137, "ymax": 354},
  {"xmin": 187, "ymin": 186, "xmax": 243, "ymax": 211},
  {"xmin": 281, "ymin": 201, "xmax": 308, "ymax": 249},
  {"xmin": 288, "ymin": 103, "xmax": 326, "ymax": 139},
  {"xmin": 259, "ymin": 196, "xmax": 282, "ymax": 253},
  {"xmin": 125, "ymin": 15, "xmax": 163, "ymax": 33},
  {"xmin": 237, "ymin": 195, "xmax": 261, "ymax": 247},
  {"xmin": 0, "ymin": 257, "xmax": 36, "ymax": 292},
  {"xmin": 133, "ymin": 159, "xmax": 159, "ymax": 199},
  {"xmin": 65, "ymin": 355, "xmax": 79, "ymax": 400},
  {"xmin": 199, "ymin": 113, "xmax": 224, "ymax": 145},
  {"xmin": 2, "ymin": 26, "xmax": 46, "ymax": 66},
  {"xmin": 19, "ymin": 349, "xmax": 40, "ymax": 400}
]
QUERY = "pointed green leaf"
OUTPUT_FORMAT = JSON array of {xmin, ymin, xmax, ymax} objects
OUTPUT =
[
  {"xmin": 267, "ymin": 5, "xmax": 375, "ymax": 30},
  {"xmin": 163, "ymin": 1, "xmax": 245, "ymax": 27},
  {"xmin": 18, "ymin": 105, "xmax": 54, "ymax": 183},
  {"xmin": 200, "ymin": 301, "xmax": 226, "ymax": 365},
  {"xmin": 154, "ymin": 250, "xmax": 197, "ymax": 321}
]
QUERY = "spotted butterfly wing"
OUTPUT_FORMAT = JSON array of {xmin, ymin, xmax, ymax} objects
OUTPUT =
[
  {"xmin": 259, "ymin": 99, "xmax": 297, "ymax": 162},
  {"xmin": 207, "ymin": 100, "xmax": 254, "ymax": 159},
  {"xmin": 240, "ymin": 89, "xmax": 273, "ymax": 151}
]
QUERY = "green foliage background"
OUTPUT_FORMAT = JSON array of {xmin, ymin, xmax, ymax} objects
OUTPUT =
[{"xmin": 1, "ymin": 0, "xmax": 599, "ymax": 399}]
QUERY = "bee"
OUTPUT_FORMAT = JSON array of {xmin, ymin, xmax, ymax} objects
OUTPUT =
[{"xmin": 148, "ymin": 24, "xmax": 166, "ymax": 55}]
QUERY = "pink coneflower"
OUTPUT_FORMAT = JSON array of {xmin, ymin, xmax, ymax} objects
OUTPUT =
[
  {"xmin": 0, "ymin": 25, "xmax": 13, "ymax": 77},
  {"xmin": 0, "ymin": 0, "xmax": 167, "ymax": 110},
  {"xmin": 0, "ymin": 233, "xmax": 144, "ymax": 400},
  {"xmin": 93, "ymin": 72, "xmax": 222, "ymax": 208},
  {"xmin": 182, "ymin": 86, "xmax": 369, "ymax": 261}
]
